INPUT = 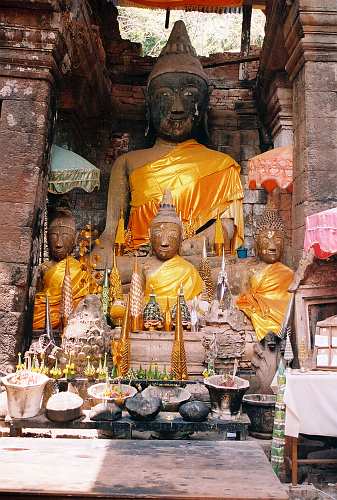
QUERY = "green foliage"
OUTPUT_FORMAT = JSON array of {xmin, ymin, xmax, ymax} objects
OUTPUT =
[{"xmin": 117, "ymin": 7, "xmax": 265, "ymax": 57}]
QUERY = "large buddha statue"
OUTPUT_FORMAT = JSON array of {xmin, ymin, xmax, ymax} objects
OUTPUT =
[
  {"xmin": 143, "ymin": 190, "xmax": 203, "ymax": 309},
  {"xmin": 236, "ymin": 202, "xmax": 294, "ymax": 341},
  {"xmin": 33, "ymin": 209, "xmax": 98, "ymax": 330},
  {"xmin": 95, "ymin": 20, "xmax": 244, "ymax": 265}
]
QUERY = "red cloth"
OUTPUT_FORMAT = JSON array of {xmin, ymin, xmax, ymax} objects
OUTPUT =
[{"xmin": 304, "ymin": 207, "xmax": 337, "ymax": 259}]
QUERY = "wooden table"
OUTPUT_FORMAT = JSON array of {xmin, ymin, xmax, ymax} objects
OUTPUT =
[
  {"xmin": 6, "ymin": 410, "xmax": 250, "ymax": 441},
  {"xmin": 0, "ymin": 438, "xmax": 288, "ymax": 499}
]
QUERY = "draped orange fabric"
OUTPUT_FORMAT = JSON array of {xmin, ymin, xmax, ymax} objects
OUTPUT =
[
  {"xmin": 144, "ymin": 255, "xmax": 203, "ymax": 309},
  {"xmin": 128, "ymin": 139, "xmax": 244, "ymax": 250},
  {"xmin": 236, "ymin": 262, "xmax": 294, "ymax": 341},
  {"xmin": 33, "ymin": 257, "xmax": 99, "ymax": 330}
]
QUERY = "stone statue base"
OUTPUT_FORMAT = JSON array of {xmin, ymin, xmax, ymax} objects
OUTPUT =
[{"xmin": 112, "ymin": 329, "xmax": 205, "ymax": 379}]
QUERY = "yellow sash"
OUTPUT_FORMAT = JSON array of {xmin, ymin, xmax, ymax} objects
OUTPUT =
[
  {"xmin": 129, "ymin": 139, "xmax": 244, "ymax": 250},
  {"xmin": 236, "ymin": 262, "xmax": 294, "ymax": 341},
  {"xmin": 144, "ymin": 255, "xmax": 203, "ymax": 309},
  {"xmin": 33, "ymin": 256, "xmax": 98, "ymax": 330}
]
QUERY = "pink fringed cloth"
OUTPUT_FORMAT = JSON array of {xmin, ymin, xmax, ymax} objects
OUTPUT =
[
  {"xmin": 304, "ymin": 207, "xmax": 337, "ymax": 259},
  {"xmin": 248, "ymin": 145, "xmax": 293, "ymax": 193}
]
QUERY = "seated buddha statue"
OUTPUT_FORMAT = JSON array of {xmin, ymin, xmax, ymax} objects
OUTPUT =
[
  {"xmin": 94, "ymin": 20, "xmax": 244, "ymax": 266},
  {"xmin": 33, "ymin": 209, "xmax": 98, "ymax": 330},
  {"xmin": 236, "ymin": 201, "xmax": 294, "ymax": 342},
  {"xmin": 143, "ymin": 190, "xmax": 203, "ymax": 309}
]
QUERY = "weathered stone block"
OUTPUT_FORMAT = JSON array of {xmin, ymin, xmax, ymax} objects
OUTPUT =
[
  {"xmin": 240, "ymin": 145, "xmax": 260, "ymax": 161},
  {"xmin": 240, "ymin": 130, "xmax": 260, "ymax": 145},
  {"xmin": 0, "ymin": 202, "xmax": 34, "ymax": 227},
  {"xmin": 0, "ymin": 263, "xmax": 28, "ymax": 286},
  {"xmin": 0, "ymin": 226, "xmax": 33, "ymax": 264},
  {"xmin": 0, "ymin": 285, "xmax": 26, "ymax": 312},
  {"xmin": 0, "ymin": 311, "xmax": 25, "ymax": 371},
  {"xmin": 0, "ymin": 78, "xmax": 50, "ymax": 102},
  {"xmin": 244, "ymin": 189, "xmax": 267, "ymax": 204},
  {"xmin": 1, "ymin": 100, "xmax": 48, "ymax": 134},
  {"xmin": 304, "ymin": 61, "xmax": 337, "ymax": 92}
]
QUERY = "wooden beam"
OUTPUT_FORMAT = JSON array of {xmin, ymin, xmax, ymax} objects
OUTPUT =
[{"xmin": 240, "ymin": 0, "xmax": 253, "ymax": 80}]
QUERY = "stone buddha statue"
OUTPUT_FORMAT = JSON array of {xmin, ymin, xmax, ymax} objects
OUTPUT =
[
  {"xmin": 33, "ymin": 209, "xmax": 99, "ymax": 330},
  {"xmin": 236, "ymin": 202, "xmax": 294, "ymax": 341},
  {"xmin": 143, "ymin": 190, "xmax": 203, "ymax": 309},
  {"xmin": 95, "ymin": 20, "xmax": 244, "ymax": 266}
]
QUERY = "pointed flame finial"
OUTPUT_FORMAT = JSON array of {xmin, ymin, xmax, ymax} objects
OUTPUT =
[{"xmin": 202, "ymin": 237, "xmax": 207, "ymax": 259}]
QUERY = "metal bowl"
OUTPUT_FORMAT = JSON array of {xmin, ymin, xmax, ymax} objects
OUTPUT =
[
  {"xmin": 204, "ymin": 375, "xmax": 249, "ymax": 417},
  {"xmin": 242, "ymin": 394, "xmax": 276, "ymax": 437},
  {"xmin": 142, "ymin": 385, "xmax": 191, "ymax": 412}
]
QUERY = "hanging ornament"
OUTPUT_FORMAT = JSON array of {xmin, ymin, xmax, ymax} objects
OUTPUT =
[
  {"xmin": 115, "ymin": 208, "xmax": 125, "ymax": 256},
  {"xmin": 119, "ymin": 294, "xmax": 131, "ymax": 377},
  {"xmin": 283, "ymin": 326, "xmax": 294, "ymax": 365},
  {"xmin": 214, "ymin": 212, "xmax": 224, "ymax": 257},
  {"xmin": 130, "ymin": 253, "xmax": 144, "ymax": 331},
  {"xmin": 171, "ymin": 284, "xmax": 191, "ymax": 329},
  {"xmin": 143, "ymin": 286, "xmax": 163, "ymax": 330},
  {"xmin": 60, "ymin": 255, "xmax": 73, "ymax": 330},
  {"xmin": 101, "ymin": 266, "xmax": 110, "ymax": 319},
  {"xmin": 216, "ymin": 248, "xmax": 232, "ymax": 311},
  {"xmin": 170, "ymin": 293, "xmax": 188, "ymax": 380},
  {"xmin": 109, "ymin": 249, "xmax": 125, "ymax": 326},
  {"xmin": 164, "ymin": 296, "xmax": 172, "ymax": 332},
  {"xmin": 198, "ymin": 238, "xmax": 215, "ymax": 302},
  {"xmin": 190, "ymin": 297, "xmax": 199, "ymax": 333}
]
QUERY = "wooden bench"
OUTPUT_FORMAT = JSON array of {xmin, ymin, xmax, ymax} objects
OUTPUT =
[
  {"xmin": 285, "ymin": 435, "xmax": 337, "ymax": 486},
  {"xmin": 6, "ymin": 410, "xmax": 250, "ymax": 441},
  {"xmin": 0, "ymin": 438, "xmax": 288, "ymax": 499}
]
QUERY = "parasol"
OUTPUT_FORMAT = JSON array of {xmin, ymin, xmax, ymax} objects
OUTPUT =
[
  {"xmin": 115, "ymin": 0, "xmax": 265, "ymax": 12},
  {"xmin": 248, "ymin": 145, "xmax": 293, "ymax": 193},
  {"xmin": 48, "ymin": 145, "xmax": 100, "ymax": 195},
  {"xmin": 304, "ymin": 207, "xmax": 337, "ymax": 259}
]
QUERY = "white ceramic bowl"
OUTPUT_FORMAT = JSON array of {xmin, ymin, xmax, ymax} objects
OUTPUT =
[{"xmin": 87, "ymin": 383, "xmax": 137, "ymax": 407}]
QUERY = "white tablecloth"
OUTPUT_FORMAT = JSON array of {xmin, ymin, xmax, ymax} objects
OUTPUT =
[{"xmin": 284, "ymin": 370, "xmax": 337, "ymax": 438}]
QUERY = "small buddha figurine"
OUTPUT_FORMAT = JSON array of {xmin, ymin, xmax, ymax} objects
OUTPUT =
[
  {"xmin": 143, "ymin": 190, "xmax": 204, "ymax": 310},
  {"xmin": 236, "ymin": 201, "xmax": 294, "ymax": 341},
  {"xmin": 33, "ymin": 209, "xmax": 99, "ymax": 330}
]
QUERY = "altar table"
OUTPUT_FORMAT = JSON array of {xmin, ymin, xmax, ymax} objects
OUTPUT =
[
  {"xmin": 5, "ymin": 410, "xmax": 250, "ymax": 441},
  {"xmin": 0, "ymin": 438, "xmax": 288, "ymax": 499},
  {"xmin": 284, "ymin": 370, "xmax": 337, "ymax": 485}
]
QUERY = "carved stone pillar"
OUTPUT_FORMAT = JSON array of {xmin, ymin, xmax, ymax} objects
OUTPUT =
[
  {"xmin": 284, "ymin": 0, "xmax": 337, "ymax": 265},
  {"xmin": 0, "ymin": 1, "xmax": 66, "ymax": 371},
  {"xmin": 265, "ymin": 72, "xmax": 293, "ymax": 147}
]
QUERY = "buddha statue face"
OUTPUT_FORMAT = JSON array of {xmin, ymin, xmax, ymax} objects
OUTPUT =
[
  {"xmin": 256, "ymin": 229, "xmax": 284, "ymax": 264},
  {"xmin": 48, "ymin": 219, "xmax": 76, "ymax": 262},
  {"xmin": 148, "ymin": 73, "xmax": 208, "ymax": 142},
  {"xmin": 151, "ymin": 222, "xmax": 182, "ymax": 261}
]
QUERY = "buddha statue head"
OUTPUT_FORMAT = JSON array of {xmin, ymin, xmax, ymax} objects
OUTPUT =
[
  {"xmin": 150, "ymin": 190, "xmax": 182, "ymax": 261},
  {"xmin": 254, "ymin": 202, "xmax": 285, "ymax": 264},
  {"xmin": 147, "ymin": 21, "xmax": 209, "ymax": 143},
  {"xmin": 48, "ymin": 208, "xmax": 76, "ymax": 262}
]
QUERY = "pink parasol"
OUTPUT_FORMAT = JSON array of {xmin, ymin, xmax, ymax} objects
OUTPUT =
[
  {"xmin": 304, "ymin": 207, "xmax": 337, "ymax": 259},
  {"xmin": 248, "ymin": 145, "xmax": 293, "ymax": 193}
]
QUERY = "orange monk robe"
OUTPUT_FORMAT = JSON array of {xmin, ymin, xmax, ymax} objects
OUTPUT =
[
  {"xmin": 144, "ymin": 255, "xmax": 203, "ymax": 310},
  {"xmin": 236, "ymin": 262, "xmax": 294, "ymax": 341},
  {"xmin": 33, "ymin": 256, "xmax": 99, "ymax": 330},
  {"xmin": 128, "ymin": 139, "xmax": 244, "ymax": 251}
]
